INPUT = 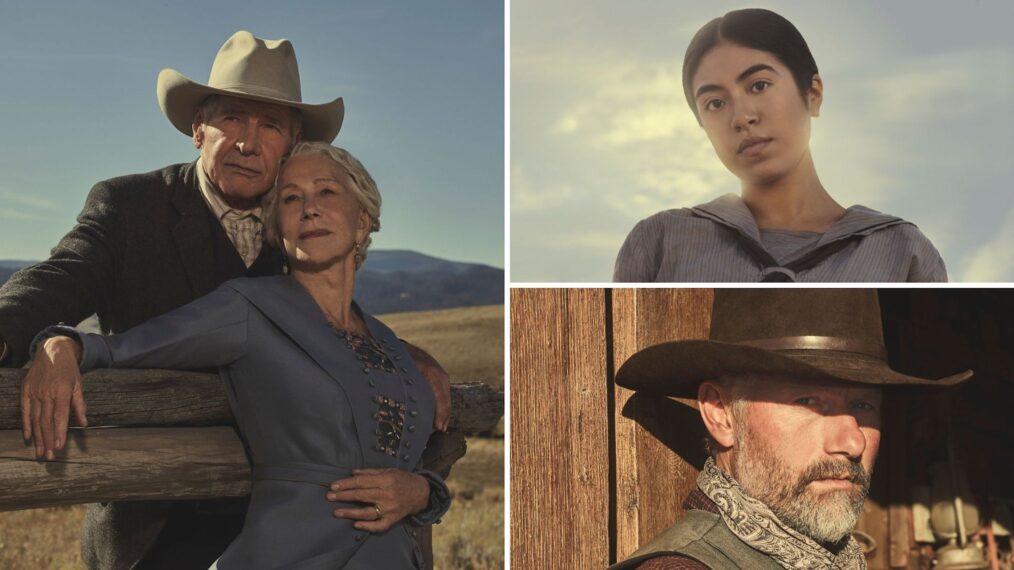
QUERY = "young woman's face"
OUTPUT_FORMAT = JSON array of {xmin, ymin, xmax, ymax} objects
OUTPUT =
[{"xmin": 691, "ymin": 42, "xmax": 822, "ymax": 186}]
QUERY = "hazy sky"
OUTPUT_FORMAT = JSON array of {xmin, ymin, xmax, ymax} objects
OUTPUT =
[
  {"xmin": 0, "ymin": 1, "xmax": 503, "ymax": 267},
  {"xmin": 511, "ymin": 0, "xmax": 1014, "ymax": 282}
]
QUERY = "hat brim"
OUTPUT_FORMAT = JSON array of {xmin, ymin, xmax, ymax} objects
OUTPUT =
[
  {"xmin": 156, "ymin": 68, "xmax": 345, "ymax": 143},
  {"xmin": 615, "ymin": 340, "xmax": 973, "ymax": 399}
]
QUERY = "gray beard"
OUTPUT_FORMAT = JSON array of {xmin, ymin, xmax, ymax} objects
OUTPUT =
[{"xmin": 730, "ymin": 415, "xmax": 873, "ymax": 547}]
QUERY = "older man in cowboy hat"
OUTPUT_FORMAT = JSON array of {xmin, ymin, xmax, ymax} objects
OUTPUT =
[
  {"xmin": 0, "ymin": 31, "xmax": 450, "ymax": 569},
  {"xmin": 610, "ymin": 289, "xmax": 972, "ymax": 570}
]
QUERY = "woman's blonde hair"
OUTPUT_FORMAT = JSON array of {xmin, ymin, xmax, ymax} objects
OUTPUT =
[{"xmin": 264, "ymin": 141, "xmax": 382, "ymax": 269}]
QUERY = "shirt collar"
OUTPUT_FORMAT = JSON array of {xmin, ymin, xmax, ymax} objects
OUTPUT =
[
  {"xmin": 195, "ymin": 157, "xmax": 263, "ymax": 221},
  {"xmin": 690, "ymin": 193, "xmax": 908, "ymax": 247}
]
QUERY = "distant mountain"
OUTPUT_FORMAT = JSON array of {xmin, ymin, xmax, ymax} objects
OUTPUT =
[
  {"xmin": 0, "ymin": 260, "xmax": 32, "ymax": 285},
  {"xmin": 0, "ymin": 250, "xmax": 503, "ymax": 315}
]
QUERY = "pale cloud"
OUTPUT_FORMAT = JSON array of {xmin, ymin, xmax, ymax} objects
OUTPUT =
[
  {"xmin": 0, "ymin": 189, "xmax": 57, "ymax": 210},
  {"xmin": 558, "ymin": 230, "xmax": 629, "ymax": 251},
  {"xmin": 545, "ymin": 56, "xmax": 732, "ymax": 218},
  {"xmin": 510, "ymin": 163, "xmax": 576, "ymax": 213},
  {"xmin": 0, "ymin": 208, "xmax": 40, "ymax": 221},
  {"xmin": 959, "ymin": 208, "xmax": 1014, "ymax": 282},
  {"xmin": 863, "ymin": 49, "xmax": 1011, "ymax": 123}
]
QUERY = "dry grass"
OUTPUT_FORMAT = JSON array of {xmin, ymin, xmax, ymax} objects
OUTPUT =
[
  {"xmin": 381, "ymin": 305, "xmax": 505, "ymax": 390},
  {"xmin": 0, "ymin": 304, "xmax": 504, "ymax": 569}
]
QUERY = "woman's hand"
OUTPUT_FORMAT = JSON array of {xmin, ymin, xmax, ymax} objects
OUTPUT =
[
  {"xmin": 21, "ymin": 336, "xmax": 88, "ymax": 459},
  {"xmin": 327, "ymin": 468, "xmax": 431, "ymax": 533},
  {"xmin": 402, "ymin": 342, "xmax": 451, "ymax": 432}
]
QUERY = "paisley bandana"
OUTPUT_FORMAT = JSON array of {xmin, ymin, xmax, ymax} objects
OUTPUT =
[{"xmin": 697, "ymin": 458, "xmax": 867, "ymax": 570}]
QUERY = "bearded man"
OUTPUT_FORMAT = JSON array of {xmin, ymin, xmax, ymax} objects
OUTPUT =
[{"xmin": 610, "ymin": 289, "xmax": 971, "ymax": 570}]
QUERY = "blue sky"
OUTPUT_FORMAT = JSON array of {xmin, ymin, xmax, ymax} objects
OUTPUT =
[
  {"xmin": 511, "ymin": 0, "xmax": 1014, "ymax": 281},
  {"xmin": 0, "ymin": 0, "xmax": 504, "ymax": 268}
]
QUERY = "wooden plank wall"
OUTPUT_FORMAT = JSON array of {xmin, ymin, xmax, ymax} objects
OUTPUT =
[
  {"xmin": 510, "ymin": 289, "xmax": 611, "ymax": 569},
  {"xmin": 612, "ymin": 289, "xmax": 713, "ymax": 560},
  {"xmin": 510, "ymin": 288, "xmax": 713, "ymax": 567}
]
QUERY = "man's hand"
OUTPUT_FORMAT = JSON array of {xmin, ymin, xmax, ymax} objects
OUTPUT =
[
  {"xmin": 326, "ymin": 468, "xmax": 431, "ymax": 533},
  {"xmin": 21, "ymin": 336, "xmax": 88, "ymax": 460},
  {"xmin": 402, "ymin": 341, "xmax": 450, "ymax": 432}
]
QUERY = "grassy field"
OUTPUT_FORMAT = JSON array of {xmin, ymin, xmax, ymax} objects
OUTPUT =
[{"xmin": 0, "ymin": 304, "xmax": 504, "ymax": 569}]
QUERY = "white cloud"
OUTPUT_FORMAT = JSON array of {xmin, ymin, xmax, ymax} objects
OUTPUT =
[
  {"xmin": 959, "ymin": 207, "xmax": 1014, "ymax": 282},
  {"xmin": 510, "ymin": 163, "xmax": 577, "ymax": 213}
]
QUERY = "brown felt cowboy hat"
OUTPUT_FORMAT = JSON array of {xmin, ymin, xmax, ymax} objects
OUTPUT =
[
  {"xmin": 615, "ymin": 289, "xmax": 973, "ymax": 398},
  {"xmin": 156, "ymin": 31, "xmax": 344, "ymax": 142}
]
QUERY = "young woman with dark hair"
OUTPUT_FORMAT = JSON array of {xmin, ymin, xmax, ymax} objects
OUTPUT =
[{"xmin": 614, "ymin": 8, "xmax": 946, "ymax": 282}]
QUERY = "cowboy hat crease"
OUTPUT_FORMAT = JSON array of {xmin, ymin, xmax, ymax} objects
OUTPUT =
[
  {"xmin": 157, "ymin": 30, "xmax": 344, "ymax": 142},
  {"xmin": 615, "ymin": 289, "xmax": 973, "ymax": 398}
]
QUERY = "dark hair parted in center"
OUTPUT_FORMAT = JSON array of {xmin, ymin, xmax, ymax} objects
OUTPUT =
[{"xmin": 682, "ymin": 8, "xmax": 819, "ymax": 123}]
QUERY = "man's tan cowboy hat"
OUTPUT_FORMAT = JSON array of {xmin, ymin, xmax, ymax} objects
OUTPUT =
[
  {"xmin": 156, "ymin": 30, "xmax": 344, "ymax": 142},
  {"xmin": 615, "ymin": 289, "xmax": 973, "ymax": 398}
]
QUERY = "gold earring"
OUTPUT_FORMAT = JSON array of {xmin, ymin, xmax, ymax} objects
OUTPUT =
[{"xmin": 353, "ymin": 241, "xmax": 364, "ymax": 268}]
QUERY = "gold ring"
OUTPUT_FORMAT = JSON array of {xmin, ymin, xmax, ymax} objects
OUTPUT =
[{"xmin": 374, "ymin": 504, "xmax": 383, "ymax": 520}]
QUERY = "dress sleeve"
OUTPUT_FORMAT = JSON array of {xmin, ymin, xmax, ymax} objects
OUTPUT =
[
  {"xmin": 407, "ymin": 468, "xmax": 453, "ymax": 527},
  {"xmin": 614, "ymin": 216, "xmax": 663, "ymax": 282},
  {"xmin": 0, "ymin": 180, "xmax": 125, "ymax": 366},
  {"xmin": 29, "ymin": 284, "xmax": 250, "ymax": 373}
]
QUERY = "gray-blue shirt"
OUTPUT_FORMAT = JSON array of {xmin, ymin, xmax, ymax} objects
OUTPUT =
[{"xmin": 614, "ymin": 194, "xmax": 947, "ymax": 282}]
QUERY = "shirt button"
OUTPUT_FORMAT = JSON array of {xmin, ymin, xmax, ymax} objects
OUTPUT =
[
  {"xmin": 408, "ymin": 425, "xmax": 417, "ymax": 433},
  {"xmin": 354, "ymin": 533, "xmax": 364, "ymax": 541},
  {"xmin": 368, "ymin": 380, "xmax": 376, "ymax": 387},
  {"xmin": 406, "ymin": 379, "xmax": 415, "ymax": 386},
  {"xmin": 363, "ymin": 367, "xmax": 370, "ymax": 374},
  {"xmin": 405, "ymin": 441, "xmax": 413, "ymax": 449},
  {"xmin": 402, "ymin": 454, "xmax": 410, "ymax": 462},
  {"xmin": 410, "ymin": 410, "xmax": 418, "ymax": 417}
]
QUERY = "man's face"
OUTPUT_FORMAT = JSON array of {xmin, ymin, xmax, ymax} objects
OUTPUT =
[
  {"xmin": 727, "ymin": 376, "xmax": 881, "ymax": 546},
  {"xmin": 193, "ymin": 97, "xmax": 296, "ymax": 209}
]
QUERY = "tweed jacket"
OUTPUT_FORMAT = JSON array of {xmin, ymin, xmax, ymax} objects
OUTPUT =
[
  {"xmin": 613, "ymin": 193, "xmax": 947, "ymax": 282},
  {"xmin": 0, "ymin": 161, "xmax": 282, "ymax": 365},
  {"xmin": 0, "ymin": 161, "xmax": 284, "ymax": 568},
  {"xmin": 59, "ymin": 275, "xmax": 449, "ymax": 569}
]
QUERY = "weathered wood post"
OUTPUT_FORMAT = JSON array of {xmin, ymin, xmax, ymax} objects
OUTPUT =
[{"xmin": 0, "ymin": 370, "xmax": 503, "ymax": 570}]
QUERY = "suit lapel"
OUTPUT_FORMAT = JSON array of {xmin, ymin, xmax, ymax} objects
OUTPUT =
[{"xmin": 170, "ymin": 161, "xmax": 217, "ymax": 298}]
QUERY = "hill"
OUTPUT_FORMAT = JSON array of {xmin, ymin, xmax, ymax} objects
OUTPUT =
[{"xmin": 0, "ymin": 250, "xmax": 503, "ymax": 314}]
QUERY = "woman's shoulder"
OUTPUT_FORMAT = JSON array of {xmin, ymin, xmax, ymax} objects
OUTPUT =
[
  {"xmin": 845, "ymin": 208, "xmax": 947, "ymax": 281},
  {"xmin": 846, "ymin": 207, "xmax": 940, "ymax": 250}
]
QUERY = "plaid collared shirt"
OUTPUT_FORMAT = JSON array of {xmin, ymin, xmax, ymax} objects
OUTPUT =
[{"xmin": 196, "ymin": 157, "xmax": 265, "ymax": 268}]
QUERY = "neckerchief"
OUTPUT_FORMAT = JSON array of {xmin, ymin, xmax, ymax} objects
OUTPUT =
[{"xmin": 697, "ymin": 458, "xmax": 867, "ymax": 570}]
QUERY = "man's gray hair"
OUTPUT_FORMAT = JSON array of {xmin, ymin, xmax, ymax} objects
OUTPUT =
[
  {"xmin": 195, "ymin": 94, "xmax": 303, "ymax": 140},
  {"xmin": 263, "ymin": 141, "xmax": 382, "ymax": 269}
]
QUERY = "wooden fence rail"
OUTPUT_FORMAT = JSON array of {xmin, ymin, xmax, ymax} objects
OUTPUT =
[{"xmin": 0, "ymin": 369, "xmax": 502, "ymax": 512}]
